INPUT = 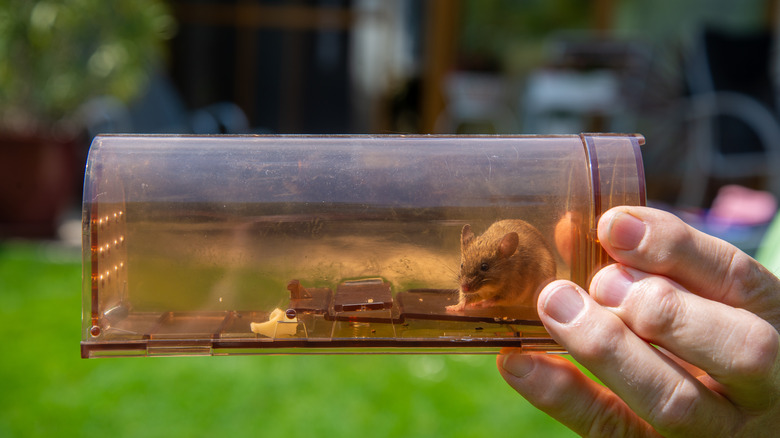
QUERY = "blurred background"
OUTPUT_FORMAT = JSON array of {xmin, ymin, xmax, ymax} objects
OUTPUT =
[
  {"xmin": 3, "ymin": 0, "xmax": 780, "ymax": 241},
  {"xmin": 2, "ymin": 0, "xmax": 780, "ymax": 436}
]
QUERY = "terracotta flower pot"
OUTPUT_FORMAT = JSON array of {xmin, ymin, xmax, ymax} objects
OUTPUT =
[{"xmin": 0, "ymin": 131, "xmax": 82, "ymax": 238}]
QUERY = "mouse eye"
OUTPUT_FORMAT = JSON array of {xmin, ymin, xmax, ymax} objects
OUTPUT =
[{"xmin": 480, "ymin": 263, "xmax": 489, "ymax": 271}]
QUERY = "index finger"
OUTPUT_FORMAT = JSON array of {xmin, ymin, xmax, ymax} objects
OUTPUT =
[{"xmin": 597, "ymin": 206, "xmax": 780, "ymax": 327}]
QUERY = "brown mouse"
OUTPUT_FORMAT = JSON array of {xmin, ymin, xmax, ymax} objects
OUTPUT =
[{"xmin": 447, "ymin": 219, "xmax": 556, "ymax": 312}]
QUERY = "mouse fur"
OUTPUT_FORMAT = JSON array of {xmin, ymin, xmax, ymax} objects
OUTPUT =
[{"xmin": 448, "ymin": 219, "xmax": 556, "ymax": 311}]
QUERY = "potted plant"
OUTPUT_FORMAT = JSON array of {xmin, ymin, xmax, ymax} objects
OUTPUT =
[{"xmin": 0, "ymin": 0, "xmax": 175, "ymax": 238}]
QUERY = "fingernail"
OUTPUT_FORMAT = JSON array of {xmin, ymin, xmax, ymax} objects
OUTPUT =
[
  {"xmin": 543, "ymin": 284, "xmax": 584, "ymax": 324},
  {"xmin": 594, "ymin": 266, "xmax": 634, "ymax": 307},
  {"xmin": 607, "ymin": 212, "xmax": 646, "ymax": 250},
  {"xmin": 501, "ymin": 351, "xmax": 535, "ymax": 378}
]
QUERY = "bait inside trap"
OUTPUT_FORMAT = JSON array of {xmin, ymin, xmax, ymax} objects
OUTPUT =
[{"xmin": 81, "ymin": 134, "xmax": 645, "ymax": 358}]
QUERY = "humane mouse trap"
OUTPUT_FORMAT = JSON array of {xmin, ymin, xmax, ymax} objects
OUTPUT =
[{"xmin": 80, "ymin": 134, "xmax": 646, "ymax": 358}]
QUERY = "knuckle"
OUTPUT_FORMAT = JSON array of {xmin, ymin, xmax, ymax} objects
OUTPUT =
[
  {"xmin": 726, "ymin": 252, "xmax": 754, "ymax": 285},
  {"xmin": 574, "ymin": 315, "xmax": 626, "ymax": 363},
  {"xmin": 647, "ymin": 379, "xmax": 701, "ymax": 433},
  {"xmin": 533, "ymin": 365, "xmax": 581, "ymax": 409},
  {"xmin": 643, "ymin": 220, "xmax": 692, "ymax": 270},
  {"xmin": 584, "ymin": 394, "xmax": 637, "ymax": 437},
  {"xmin": 725, "ymin": 251, "xmax": 777, "ymax": 305},
  {"xmin": 725, "ymin": 316, "xmax": 779, "ymax": 380},
  {"xmin": 630, "ymin": 277, "xmax": 683, "ymax": 339},
  {"xmin": 584, "ymin": 396, "xmax": 628, "ymax": 437},
  {"xmin": 723, "ymin": 252, "xmax": 754, "ymax": 297}
]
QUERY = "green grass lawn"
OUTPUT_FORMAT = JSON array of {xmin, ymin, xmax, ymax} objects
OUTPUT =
[{"xmin": 0, "ymin": 241, "xmax": 575, "ymax": 438}]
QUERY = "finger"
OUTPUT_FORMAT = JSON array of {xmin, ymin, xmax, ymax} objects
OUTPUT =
[
  {"xmin": 590, "ymin": 264, "xmax": 780, "ymax": 411},
  {"xmin": 538, "ymin": 280, "xmax": 740, "ymax": 437},
  {"xmin": 497, "ymin": 348, "xmax": 660, "ymax": 437},
  {"xmin": 597, "ymin": 206, "xmax": 780, "ymax": 326},
  {"xmin": 655, "ymin": 348, "xmax": 733, "ymax": 408}
]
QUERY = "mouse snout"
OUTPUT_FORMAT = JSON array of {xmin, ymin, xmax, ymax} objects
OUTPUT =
[{"xmin": 460, "ymin": 283, "xmax": 471, "ymax": 292}]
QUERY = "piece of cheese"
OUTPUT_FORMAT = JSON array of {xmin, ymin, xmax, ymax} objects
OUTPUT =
[{"xmin": 250, "ymin": 308, "xmax": 298, "ymax": 337}]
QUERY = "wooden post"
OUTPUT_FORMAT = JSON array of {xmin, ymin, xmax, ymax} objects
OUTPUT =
[{"xmin": 420, "ymin": 0, "xmax": 460, "ymax": 134}]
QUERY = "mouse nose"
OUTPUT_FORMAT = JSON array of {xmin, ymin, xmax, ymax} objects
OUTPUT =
[{"xmin": 461, "ymin": 284, "xmax": 470, "ymax": 292}]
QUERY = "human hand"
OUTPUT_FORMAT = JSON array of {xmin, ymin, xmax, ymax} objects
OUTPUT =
[{"xmin": 497, "ymin": 206, "xmax": 780, "ymax": 437}]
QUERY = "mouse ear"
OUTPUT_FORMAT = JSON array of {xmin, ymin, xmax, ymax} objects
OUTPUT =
[
  {"xmin": 498, "ymin": 232, "xmax": 519, "ymax": 258},
  {"xmin": 461, "ymin": 224, "xmax": 475, "ymax": 248}
]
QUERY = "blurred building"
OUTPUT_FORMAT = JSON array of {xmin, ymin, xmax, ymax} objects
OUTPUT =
[
  {"xmin": 4, "ymin": 0, "xmax": 780, "ymax": 239},
  {"xmin": 161, "ymin": 0, "xmax": 780, "ymax": 248},
  {"xmin": 168, "ymin": 0, "xmax": 448, "ymax": 134}
]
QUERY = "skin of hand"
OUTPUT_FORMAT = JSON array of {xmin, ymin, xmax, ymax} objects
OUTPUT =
[{"xmin": 497, "ymin": 206, "xmax": 780, "ymax": 437}]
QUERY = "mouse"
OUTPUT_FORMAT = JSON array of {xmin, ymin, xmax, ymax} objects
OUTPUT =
[{"xmin": 446, "ymin": 219, "xmax": 556, "ymax": 312}]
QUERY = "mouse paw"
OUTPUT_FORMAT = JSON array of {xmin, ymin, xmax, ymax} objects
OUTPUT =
[
  {"xmin": 446, "ymin": 302, "xmax": 466, "ymax": 313},
  {"xmin": 469, "ymin": 299, "xmax": 498, "ymax": 309}
]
